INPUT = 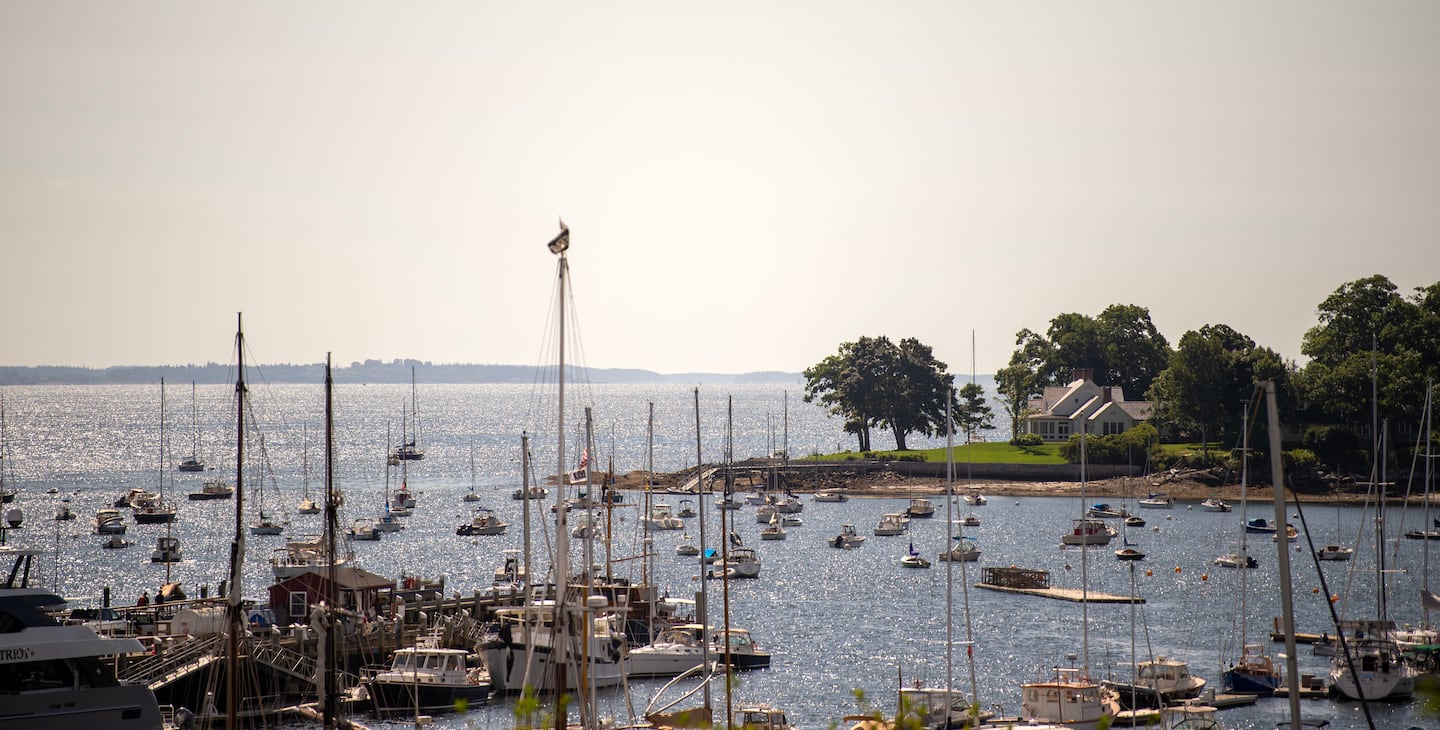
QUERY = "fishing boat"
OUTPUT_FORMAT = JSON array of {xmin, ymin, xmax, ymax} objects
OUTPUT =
[
  {"xmin": 362, "ymin": 629, "xmax": 491, "ymax": 718},
  {"xmin": 92, "ymin": 507, "xmax": 127, "ymax": 535},
  {"xmin": 830, "ymin": 523, "xmax": 866, "ymax": 548},
  {"xmin": 1061, "ymin": 518, "xmax": 1115, "ymax": 546},
  {"xmin": 345, "ymin": 517, "xmax": 381, "ymax": 541},
  {"xmin": 1102, "ymin": 656, "xmax": 1207, "ymax": 710},
  {"xmin": 907, "ymin": 496, "xmax": 936, "ymax": 518},
  {"xmin": 187, "ymin": 478, "xmax": 234, "ymax": 500},
  {"xmin": 1200, "ymin": 497, "xmax": 1231, "ymax": 512},
  {"xmin": 1318, "ymin": 544, "xmax": 1355, "ymax": 561},
  {"xmin": 939, "ymin": 535, "xmax": 980, "ymax": 562},
  {"xmin": 873, "ymin": 512, "xmax": 908, "ymax": 536},
  {"xmin": 456, "ymin": 506, "xmax": 508, "ymax": 536},
  {"xmin": 149, "ymin": 534, "xmax": 183, "ymax": 563},
  {"xmin": 813, "ymin": 490, "xmax": 848, "ymax": 502},
  {"xmin": 626, "ymin": 624, "xmax": 772, "ymax": 678}
]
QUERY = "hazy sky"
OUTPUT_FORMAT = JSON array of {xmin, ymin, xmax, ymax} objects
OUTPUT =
[{"xmin": 3, "ymin": 3, "xmax": 1438, "ymax": 376}]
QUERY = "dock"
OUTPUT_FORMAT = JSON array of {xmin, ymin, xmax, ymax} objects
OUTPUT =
[{"xmin": 975, "ymin": 566, "xmax": 1144, "ymax": 604}]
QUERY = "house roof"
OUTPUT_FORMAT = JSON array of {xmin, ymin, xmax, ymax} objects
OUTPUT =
[{"xmin": 276, "ymin": 566, "xmax": 394, "ymax": 591}]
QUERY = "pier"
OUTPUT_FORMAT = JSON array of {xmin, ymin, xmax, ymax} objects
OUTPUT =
[{"xmin": 974, "ymin": 566, "xmax": 1144, "ymax": 604}]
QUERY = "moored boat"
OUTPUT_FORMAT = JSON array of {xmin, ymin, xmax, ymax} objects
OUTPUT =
[{"xmin": 362, "ymin": 630, "xmax": 491, "ymax": 717}]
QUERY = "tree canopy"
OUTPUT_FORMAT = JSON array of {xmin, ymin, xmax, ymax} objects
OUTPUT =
[{"xmin": 802, "ymin": 335, "xmax": 957, "ymax": 451}]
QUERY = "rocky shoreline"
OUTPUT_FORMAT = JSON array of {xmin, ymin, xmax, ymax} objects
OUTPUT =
[{"xmin": 609, "ymin": 467, "xmax": 1394, "ymax": 505}]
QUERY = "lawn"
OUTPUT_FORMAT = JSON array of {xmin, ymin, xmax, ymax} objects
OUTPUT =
[{"xmin": 808, "ymin": 441, "xmax": 1067, "ymax": 465}]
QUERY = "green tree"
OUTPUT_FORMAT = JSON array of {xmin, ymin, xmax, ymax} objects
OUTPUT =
[
  {"xmin": 1149, "ymin": 324, "xmax": 1290, "ymax": 451},
  {"xmin": 1011, "ymin": 305, "xmax": 1171, "ymax": 397},
  {"xmin": 956, "ymin": 382, "xmax": 994, "ymax": 443},
  {"xmin": 994, "ymin": 360, "xmax": 1040, "ymax": 441},
  {"xmin": 1299, "ymin": 275, "xmax": 1437, "ymax": 437},
  {"xmin": 803, "ymin": 336, "xmax": 957, "ymax": 451}
]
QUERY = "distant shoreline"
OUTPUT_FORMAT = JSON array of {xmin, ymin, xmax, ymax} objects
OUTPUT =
[
  {"xmin": 617, "ymin": 469, "xmax": 1386, "ymax": 506},
  {"xmin": 0, "ymin": 362, "xmax": 806, "ymax": 386}
]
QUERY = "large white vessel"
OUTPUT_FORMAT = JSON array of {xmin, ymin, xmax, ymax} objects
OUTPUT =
[{"xmin": 0, "ymin": 547, "xmax": 164, "ymax": 730}]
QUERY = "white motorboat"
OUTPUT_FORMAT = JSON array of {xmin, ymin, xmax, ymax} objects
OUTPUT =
[
  {"xmin": 1060, "ymin": 518, "xmax": 1115, "ymax": 545},
  {"xmin": 1085, "ymin": 502, "xmax": 1126, "ymax": 518},
  {"xmin": 92, "ymin": 508, "xmax": 127, "ymax": 534},
  {"xmin": 346, "ymin": 517, "xmax": 381, "ymax": 541},
  {"xmin": 829, "ymin": 524, "xmax": 866, "ymax": 548},
  {"xmin": 813, "ymin": 490, "xmax": 848, "ymax": 502},
  {"xmin": 1019, "ymin": 666, "xmax": 1112, "ymax": 730},
  {"xmin": 626, "ymin": 624, "xmax": 772, "ymax": 678},
  {"xmin": 1213, "ymin": 550, "xmax": 1257, "ymax": 569},
  {"xmin": 873, "ymin": 512, "xmax": 909, "ymax": 536},
  {"xmin": 896, "ymin": 686, "xmax": 994, "ymax": 730},
  {"xmin": 646, "ymin": 503, "xmax": 684, "ymax": 530},
  {"xmin": 907, "ymin": 496, "xmax": 936, "ymax": 518},
  {"xmin": 1102, "ymin": 655, "xmax": 1207, "ymax": 709},
  {"xmin": 456, "ymin": 507, "xmax": 508, "ymax": 536},
  {"xmin": 512, "ymin": 485, "xmax": 548, "ymax": 500},
  {"xmin": 374, "ymin": 510, "xmax": 405, "ymax": 533},
  {"xmin": 1200, "ymin": 497, "xmax": 1231, "ymax": 512},
  {"xmin": 362, "ymin": 629, "xmax": 492, "ymax": 717},
  {"xmin": 676, "ymin": 498, "xmax": 697, "ymax": 518},
  {"xmin": 149, "ymin": 534, "xmax": 183, "ymax": 563},
  {"xmin": 962, "ymin": 490, "xmax": 987, "ymax": 506},
  {"xmin": 186, "ymin": 478, "xmax": 234, "ymax": 500},
  {"xmin": 938, "ymin": 535, "xmax": 980, "ymax": 562},
  {"xmin": 0, "ymin": 548, "xmax": 165, "ymax": 730},
  {"xmin": 709, "ymin": 546, "xmax": 762, "ymax": 579},
  {"xmin": 1317, "ymin": 544, "xmax": 1354, "ymax": 561}
]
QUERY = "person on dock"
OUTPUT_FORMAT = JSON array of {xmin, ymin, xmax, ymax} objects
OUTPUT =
[{"xmin": 137, "ymin": 590, "xmax": 149, "ymax": 607}]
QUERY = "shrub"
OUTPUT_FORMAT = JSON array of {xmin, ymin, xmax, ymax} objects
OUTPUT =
[{"xmin": 1011, "ymin": 433, "xmax": 1044, "ymax": 447}]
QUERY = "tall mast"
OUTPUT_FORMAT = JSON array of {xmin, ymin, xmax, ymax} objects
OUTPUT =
[
  {"xmin": 693, "ymin": 387, "xmax": 711, "ymax": 712},
  {"xmin": 323, "ymin": 353, "xmax": 340, "ymax": 726},
  {"xmin": 549, "ymin": 222, "xmax": 572, "ymax": 730},
  {"xmin": 1264, "ymin": 379, "xmax": 1304, "ymax": 727},
  {"xmin": 227, "ymin": 313, "xmax": 247, "ymax": 728}
]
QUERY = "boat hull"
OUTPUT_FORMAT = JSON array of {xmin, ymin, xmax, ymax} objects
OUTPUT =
[{"xmin": 367, "ymin": 678, "xmax": 491, "ymax": 717}]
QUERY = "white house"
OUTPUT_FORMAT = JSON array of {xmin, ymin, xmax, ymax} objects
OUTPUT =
[{"xmin": 1024, "ymin": 369, "xmax": 1153, "ymax": 441}]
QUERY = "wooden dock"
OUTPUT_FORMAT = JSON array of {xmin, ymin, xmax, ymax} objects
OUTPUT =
[
  {"xmin": 975, "ymin": 582, "xmax": 1143, "ymax": 603},
  {"xmin": 975, "ymin": 566, "xmax": 1143, "ymax": 603}
]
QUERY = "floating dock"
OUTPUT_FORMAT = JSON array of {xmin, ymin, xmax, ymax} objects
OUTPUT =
[{"xmin": 975, "ymin": 566, "xmax": 1144, "ymax": 604}]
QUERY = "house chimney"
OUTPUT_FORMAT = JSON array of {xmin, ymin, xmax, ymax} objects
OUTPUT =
[
  {"xmin": 1103, "ymin": 387, "xmax": 1112, "ymax": 403},
  {"xmin": 1071, "ymin": 368, "xmax": 1093, "ymax": 383}
]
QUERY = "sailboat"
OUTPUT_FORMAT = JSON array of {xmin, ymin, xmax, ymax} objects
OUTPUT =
[
  {"xmin": 1328, "ymin": 419, "xmax": 1417, "ymax": 700},
  {"xmin": 135, "ymin": 380, "xmax": 178, "ymax": 525},
  {"xmin": 900, "ymin": 539, "xmax": 930, "ymax": 568},
  {"xmin": 296, "ymin": 424, "xmax": 320, "ymax": 515},
  {"xmin": 178, "ymin": 381, "xmax": 205, "ymax": 472},
  {"xmin": 478, "ymin": 224, "xmax": 629, "ymax": 714},
  {"xmin": 463, "ymin": 445, "xmax": 482, "ymax": 502},
  {"xmin": 389, "ymin": 368, "xmax": 425, "ymax": 461}
]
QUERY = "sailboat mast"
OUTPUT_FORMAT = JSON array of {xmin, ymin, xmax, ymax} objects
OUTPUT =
[
  {"xmin": 1264, "ymin": 379, "xmax": 1304, "ymax": 726},
  {"xmin": 227, "ymin": 313, "xmax": 247, "ymax": 728},
  {"xmin": 1079, "ymin": 421, "xmax": 1090, "ymax": 676},
  {"xmin": 551, "ymin": 227, "xmax": 572, "ymax": 730},
  {"xmin": 522, "ymin": 432, "xmax": 532, "ymax": 585},
  {"xmin": 723, "ymin": 394, "xmax": 734, "ymax": 730},
  {"xmin": 943, "ymin": 394, "xmax": 954, "ymax": 697},
  {"xmin": 323, "ymin": 353, "xmax": 340, "ymax": 726},
  {"xmin": 1238, "ymin": 405, "xmax": 1251, "ymax": 651},
  {"xmin": 159, "ymin": 379, "xmax": 171, "ymax": 585},
  {"xmin": 692, "ymin": 388, "xmax": 711, "ymax": 712}
]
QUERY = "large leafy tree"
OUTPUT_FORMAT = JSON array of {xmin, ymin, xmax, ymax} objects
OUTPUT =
[
  {"xmin": 1300, "ymin": 275, "xmax": 1436, "ymax": 437},
  {"xmin": 803, "ymin": 335, "xmax": 957, "ymax": 451},
  {"xmin": 1012, "ymin": 305, "xmax": 1171, "ymax": 397},
  {"xmin": 994, "ymin": 361, "xmax": 1041, "ymax": 440},
  {"xmin": 1149, "ymin": 324, "xmax": 1287, "ymax": 450}
]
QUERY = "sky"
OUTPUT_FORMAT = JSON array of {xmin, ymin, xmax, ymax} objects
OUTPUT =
[{"xmin": 3, "ymin": 3, "xmax": 1438, "ymax": 377}]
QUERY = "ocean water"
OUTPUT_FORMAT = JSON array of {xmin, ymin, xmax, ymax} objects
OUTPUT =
[{"xmin": 0, "ymin": 384, "xmax": 1435, "ymax": 730}]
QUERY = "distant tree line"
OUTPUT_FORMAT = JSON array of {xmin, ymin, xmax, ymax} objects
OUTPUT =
[{"xmin": 0, "ymin": 360, "xmax": 802, "ymax": 386}]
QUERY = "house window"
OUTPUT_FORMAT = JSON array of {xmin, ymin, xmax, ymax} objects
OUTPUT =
[
  {"xmin": 1058, "ymin": 422, "xmax": 1070, "ymax": 437},
  {"xmin": 289, "ymin": 591, "xmax": 308, "ymax": 620},
  {"xmin": 1103, "ymin": 421, "xmax": 1124, "ymax": 436}
]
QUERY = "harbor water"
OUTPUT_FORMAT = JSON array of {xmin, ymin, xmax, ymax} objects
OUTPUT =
[{"xmin": 1, "ymin": 383, "xmax": 1436, "ymax": 729}]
